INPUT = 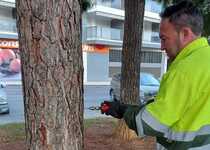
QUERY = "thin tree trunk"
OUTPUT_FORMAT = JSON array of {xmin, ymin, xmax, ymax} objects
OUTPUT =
[
  {"xmin": 16, "ymin": 0, "xmax": 83, "ymax": 149},
  {"xmin": 114, "ymin": 0, "xmax": 145, "ymax": 140},
  {"xmin": 121, "ymin": 0, "xmax": 144, "ymax": 105}
]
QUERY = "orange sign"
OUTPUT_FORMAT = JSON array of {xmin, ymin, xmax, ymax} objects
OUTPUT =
[
  {"xmin": 82, "ymin": 44, "xmax": 109, "ymax": 53},
  {"xmin": 0, "ymin": 39, "xmax": 19, "ymax": 49}
]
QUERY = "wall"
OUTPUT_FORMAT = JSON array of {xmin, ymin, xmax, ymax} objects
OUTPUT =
[
  {"xmin": 86, "ymin": 52, "xmax": 109, "ymax": 82},
  {"xmin": 0, "ymin": 6, "xmax": 13, "ymax": 19}
]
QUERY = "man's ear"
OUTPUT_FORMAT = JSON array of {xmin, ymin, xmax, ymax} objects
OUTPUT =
[
  {"xmin": 182, "ymin": 27, "xmax": 190, "ymax": 38},
  {"xmin": 181, "ymin": 27, "xmax": 195, "ymax": 45}
]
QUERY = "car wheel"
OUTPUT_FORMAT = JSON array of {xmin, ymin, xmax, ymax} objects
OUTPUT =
[
  {"xmin": 4, "ymin": 109, "xmax": 9, "ymax": 114},
  {"xmin": 0, "ymin": 109, "xmax": 9, "ymax": 114}
]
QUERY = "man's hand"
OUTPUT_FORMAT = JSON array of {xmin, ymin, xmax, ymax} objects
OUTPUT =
[{"xmin": 100, "ymin": 101, "xmax": 128, "ymax": 119}]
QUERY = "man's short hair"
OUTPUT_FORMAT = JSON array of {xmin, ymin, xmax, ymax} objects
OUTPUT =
[{"xmin": 160, "ymin": 0, "xmax": 203, "ymax": 36}]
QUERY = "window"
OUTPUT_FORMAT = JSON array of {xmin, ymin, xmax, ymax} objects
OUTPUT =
[
  {"xmin": 151, "ymin": 23, "xmax": 160, "ymax": 43},
  {"xmin": 109, "ymin": 49, "xmax": 162, "ymax": 63},
  {"xmin": 141, "ymin": 51, "xmax": 162, "ymax": 63},
  {"xmin": 109, "ymin": 49, "xmax": 121, "ymax": 62}
]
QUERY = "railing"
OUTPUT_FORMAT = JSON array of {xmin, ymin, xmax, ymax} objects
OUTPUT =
[
  {"xmin": 85, "ymin": 26, "xmax": 123, "ymax": 41},
  {"xmin": 109, "ymin": 49, "xmax": 121, "ymax": 62},
  {"xmin": 0, "ymin": 19, "xmax": 17, "ymax": 33},
  {"xmin": 92, "ymin": 0, "xmax": 124, "ymax": 10},
  {"xmin": 85, "ymin": 26, "xmax": 160, "ymax": 44},
  {"xmin": 2, "ymin": 0, "xmax": 15, "ymax": 3},
  {"xmin": 145, "ymin": 0, "xmax": 162, "ymax": 13},
  {"xmin": 92, "ymin": 0, "xmax": 162, "ymax": 13},
  {"xmin": 151, "ymin": 32, "xmax": 160, "ymax": 43},
  {"xmin": 141, "ymin": 50, "xmax": 162, "ymax": 63},
  {"xmin": 109, "ymin": 49, "xmax": 162, "ymax": 64}
]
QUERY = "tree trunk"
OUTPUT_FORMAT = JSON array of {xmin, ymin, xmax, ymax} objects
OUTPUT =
[
  {"xmin": 114, "ymin": 0, "xmax": 145, "ymax": 140},
  {"xmin": 16, "ymin": 0, "xmax": 83, "ymax": 149},
  {"xmin": 121, "ymin": 1, "xmax": 144, "ymax": 105}
]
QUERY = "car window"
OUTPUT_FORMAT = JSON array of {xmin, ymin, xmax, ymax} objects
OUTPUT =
[{"xmin": 140, "ymin": 73, "xmax": 159, "ymax": 86}]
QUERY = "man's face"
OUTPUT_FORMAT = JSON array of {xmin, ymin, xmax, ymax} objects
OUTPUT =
[{"xmin": 159, "ymin": 19, "xmax": 182, "ymax": 60}]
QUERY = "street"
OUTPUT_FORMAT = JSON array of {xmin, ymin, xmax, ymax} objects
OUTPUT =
[{"xmin": 0, "ymin": 84, "xmax": 110, "ymax": 125}]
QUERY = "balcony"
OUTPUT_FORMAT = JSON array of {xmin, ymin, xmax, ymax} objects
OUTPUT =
[
  {"xmin": 151, "ymin": 32, "xmax": 160, "ymax": 43},
  {"xmin": 142, "ymin": 31, "xmax": 160, "ymax": 48},
  {"xmin": 145, "ymin": 0, "xmax": 162, "ymax": 14},
  {"xmin": 84, "ymin": 26, "xmax": 123, "ymax": 46},
  {"xmin": 92, "ymin": 0, "xmax": 124, "ymax": 10},
  {"xmin": 0, "ymin": 0, "xmax": 15, "ymax": 7},
  {"xmin": 87, "ymin": 0, "xmax": 124, "ymax": 20},
  {"xmin": 83, "ymin": 26, "xmax": 160, "ymax": 47},
  {"xmin": 88, "ymin": 0, "xmax": 161, "ymax": 23},
  {"xmin": 92, "ymin": 0, "xmax": 162, "ymax": 13}
]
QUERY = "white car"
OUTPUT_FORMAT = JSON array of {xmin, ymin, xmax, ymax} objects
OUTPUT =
[
  {"xmin": 110, "ymin": 72, "xmax": 160, "ymax": 104},
  {"xmin": 0, "ymin": 82, "xmax": 9, "ymax": 114}
]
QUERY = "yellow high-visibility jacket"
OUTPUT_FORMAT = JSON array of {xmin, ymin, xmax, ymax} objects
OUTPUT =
[{"xmin": 125, "ymin": 37, "xmax": 210, "ymax": 150}]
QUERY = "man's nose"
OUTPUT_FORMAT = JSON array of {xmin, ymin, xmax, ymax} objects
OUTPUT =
[{"xmin": 161, "ymin": 44, "xmax": 165, "ymax": 51}]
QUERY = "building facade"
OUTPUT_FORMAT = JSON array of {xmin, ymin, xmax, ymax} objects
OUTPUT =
[
  {"xmin": 83, "ymin": 0, "xmax": 167, "ymax": 85},
  {"xmin": 0, "ymin": 0, "xmax": 21, "ymax": 84},
  {"xmin": 0, "ymin": 0, "xmax": 17, "ymax": 39},
  {"xmin": 0, "ymin": 0, "xmax": 167, "ymax": 85}
]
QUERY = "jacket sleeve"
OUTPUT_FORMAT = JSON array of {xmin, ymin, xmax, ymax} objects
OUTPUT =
[
  {"xmin": 124, "ymin": 70, "xmax": 192, "ymax": 138},
  {"xmin": 123, "ymin": 105, "xmax": 141, "ymax": 134}
]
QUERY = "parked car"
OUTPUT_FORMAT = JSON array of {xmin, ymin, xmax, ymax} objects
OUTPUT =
[
  {"xmin": 109, "ymin": 72, "xmax": 160, "ymax": 104},
  {"xmin": 0, "ymin": 82, "xmax": 9, "ymax": 114}
]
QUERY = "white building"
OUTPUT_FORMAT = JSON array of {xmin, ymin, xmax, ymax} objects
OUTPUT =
[
  {"xmin": 82, "ymin": 0, "xmax": 167, "ymax": 85},
  {"xmin": 0, "ymin": 0, "xmax": 17, "ymax": 39},
  {"xmin": 0, "ymin": 0, "xmax": 167, "ymax": 85},
  {"xmin": 0, "ymin": 0, "xmax": 16, "ymax": 36}
]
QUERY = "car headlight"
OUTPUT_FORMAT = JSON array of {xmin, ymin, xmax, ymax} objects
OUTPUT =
[{"xmin": 0, "ymin": 83, "xmax": 6, "ymax": 88}]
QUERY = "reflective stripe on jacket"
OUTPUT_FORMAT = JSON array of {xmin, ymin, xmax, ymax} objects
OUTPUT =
[{"xmin": 135, "ymin": 37, "xmax": 210, "ymax": 149}]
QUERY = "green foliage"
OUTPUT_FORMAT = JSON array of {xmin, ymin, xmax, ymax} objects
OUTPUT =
[
  {"xmin": 193, "ymin": 0, "xmax": 210, "ymax": 37},
  {"xmin": 0, "ymin": 119, "xmax": 117, "ymax": 143},
  {"xmin": 84, "ymin": 118, "xmax": 117, "ymax": 128},
  {"xmin": 156, "ymin": 0, "xmax": 172, "ymax": 7},
  {"xmin": 0, "ymin": 123, "xmax": 25, "ymax": 142},
  {"xmin": 82, "ymin": 0, "xmax": 92, "ymax": 12}
]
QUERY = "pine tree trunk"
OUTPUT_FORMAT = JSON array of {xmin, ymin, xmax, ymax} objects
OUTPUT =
[
  {"xmin": 121, "ymin": 0, "xmax": 144, "ymax": 105},
  {"xmin": 114, "ymin": 0, "xmax": 145, "ymax": 140},
  {"xmin": 16, "ymin": 0, "xmax": 83, "ymax": 149}
]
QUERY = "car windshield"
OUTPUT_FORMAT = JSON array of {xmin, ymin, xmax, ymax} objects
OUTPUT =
[{"xmin": 140, "ymin": 73, "xmax": 159, "ymax": 86}]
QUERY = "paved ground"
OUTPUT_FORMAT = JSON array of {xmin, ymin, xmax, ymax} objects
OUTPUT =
[
  {"xmin": 0, "ymin": 84, "xmax": 24, "ymax": 124},
  {"xmin": 0, "ymin": 84, "xmax": 110, "ymax": 125}
]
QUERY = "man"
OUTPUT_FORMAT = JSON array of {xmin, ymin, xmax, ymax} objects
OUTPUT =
[{"xmin": 101, "ymin": 1, "xmax": 210, "ymax": 149}]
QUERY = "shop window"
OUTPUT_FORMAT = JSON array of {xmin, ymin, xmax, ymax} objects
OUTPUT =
[{"xmin": 0, "ymin": 40, "xmax": 21, "ymax": 78}]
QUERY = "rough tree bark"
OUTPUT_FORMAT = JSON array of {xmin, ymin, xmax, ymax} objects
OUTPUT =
[
  {"xmin": 16, "ymin": 0, "xmax": 83, "ymax": 149},
  {"xmin": 114, "ymin": 0, "xmax": 145, "ymax": 140}
]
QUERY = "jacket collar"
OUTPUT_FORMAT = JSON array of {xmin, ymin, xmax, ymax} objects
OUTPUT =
[{"xmin": 169, "ymin": 37, "xmax": 209, "ymax": 69}]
